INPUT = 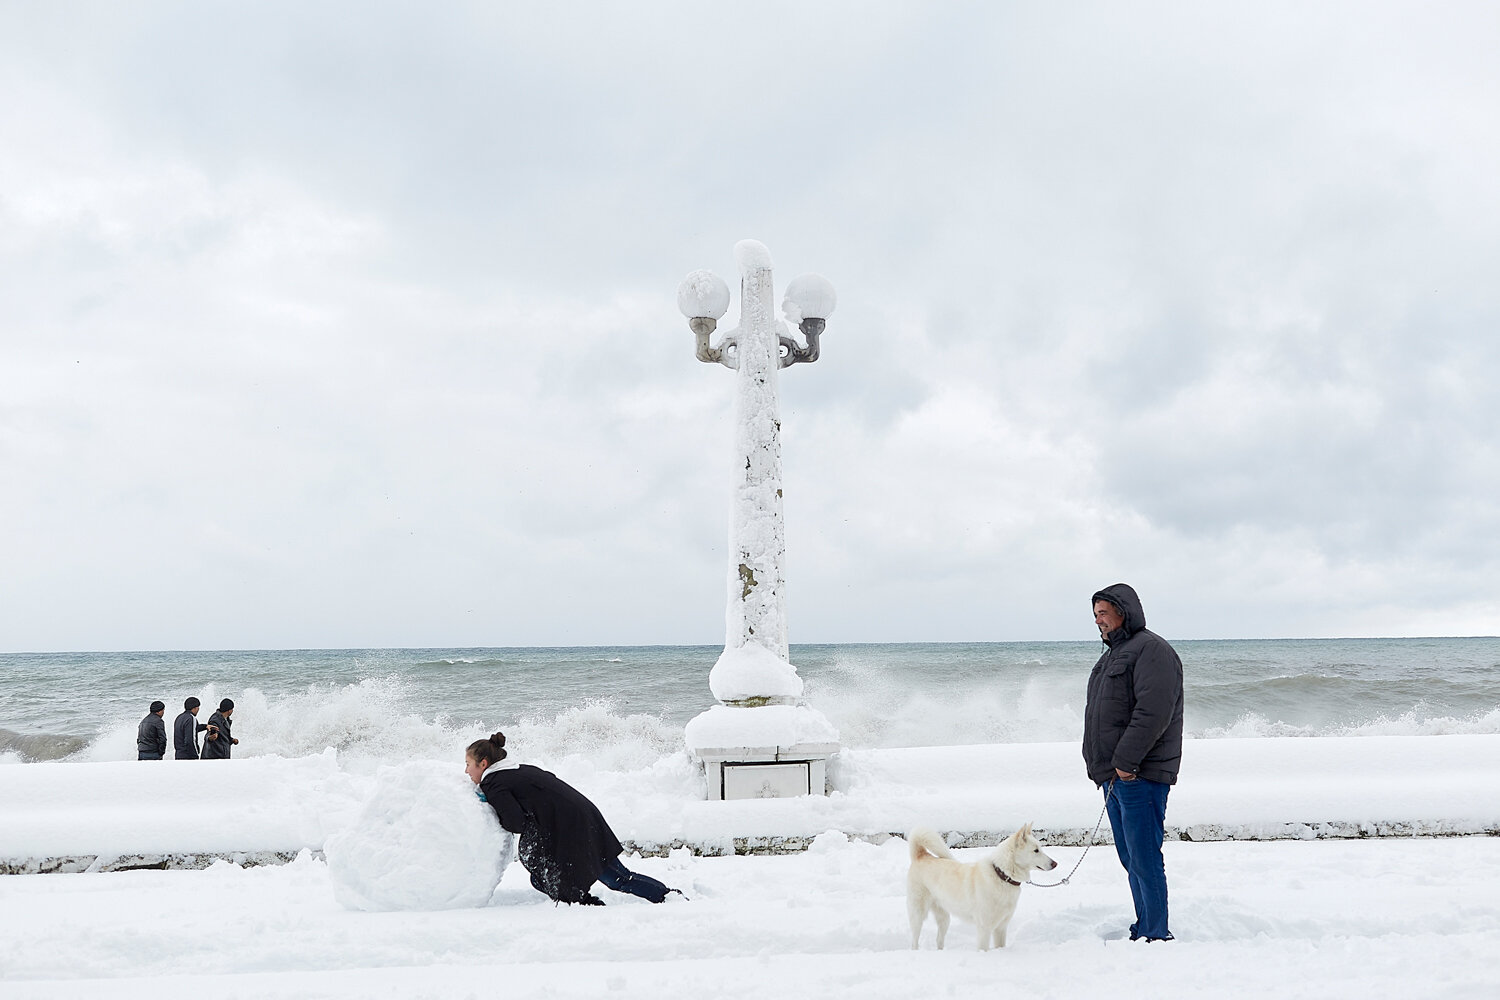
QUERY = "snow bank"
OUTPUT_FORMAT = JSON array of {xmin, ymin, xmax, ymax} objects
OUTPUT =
[
  {"xmin": 324, "ymin": 761, "xmax": 512, "ymax": 911},
  {"xmin": 5, "ymin": 735, "xmax": 1500, "ymax": 869},
  {"xmin": 0, "ymin": 748, "xmax": 362, "ymax": 860},
  {"xmin": 684, "ymin": 703, "xmax": 838, "ymax": 752},
  {"xmin": 602, "ymin": 733, "xmax": 1500, "ymax": 849}
]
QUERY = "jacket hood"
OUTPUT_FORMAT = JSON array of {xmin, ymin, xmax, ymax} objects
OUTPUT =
[
  {"xmin": 1092, "ymin": 583, "xmax": 1145, "ymax": 638},
  {"xmin": 481, "ymin": 759, "xmax": 521, "ymax": 779}
]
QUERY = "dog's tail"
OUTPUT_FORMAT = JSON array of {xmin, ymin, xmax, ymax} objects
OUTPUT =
[{"xmin": 907, "ymin": 827, "xmax": 954, "ymax": 863}]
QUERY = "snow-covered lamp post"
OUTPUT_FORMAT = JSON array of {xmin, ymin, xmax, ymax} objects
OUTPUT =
[{"xmin": 677, "ymin": 240, "xmax": 840, "ymax": 800}]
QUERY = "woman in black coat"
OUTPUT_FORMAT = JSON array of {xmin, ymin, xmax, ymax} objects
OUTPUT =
[{"xmin": 464, "ymin": 731, "xmax": 677, "ymax": 905}]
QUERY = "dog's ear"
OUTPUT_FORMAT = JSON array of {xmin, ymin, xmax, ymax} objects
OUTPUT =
[{"xmin": 1021, "ymin": 822, "xmax": 1033, "ymax": 837}]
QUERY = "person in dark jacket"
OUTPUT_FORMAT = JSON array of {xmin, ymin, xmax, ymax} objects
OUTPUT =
[
  {"xmin": 136, "ymin": 702, "xmax": 168, "ymax": 760},
  {"xmin": 201, "ymin": 698, "xmax": 239, "ymax": 759},
  {"xmin": 464, "ymin": 731, "xmax": 678, "ymax": 905},
  {"xmin": 1083, "ymin": 582, "xmax": 1184, "ymax": 943},
  {"xmin": 173, "ymin": 697, "xmax": 208, "ymax": 760}
]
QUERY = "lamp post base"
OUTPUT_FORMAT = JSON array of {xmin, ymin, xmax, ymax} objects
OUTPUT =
[
  {"xmin": 695, "ymin": 747, "xmax": 839, "ymax": 800},
  {"xmin": 685, "ymin": 704, "xmax": 840, "ymax": 801}
]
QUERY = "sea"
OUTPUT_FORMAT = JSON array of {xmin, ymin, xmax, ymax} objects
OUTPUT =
[{"xmin": 2, "ymin": 638, "xmax": 1498, "ymax": 768}]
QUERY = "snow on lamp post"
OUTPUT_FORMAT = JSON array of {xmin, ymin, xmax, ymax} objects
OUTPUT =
[{"xmin": 677, "ymin": 240, "xmax": 840, "ymax": 801}]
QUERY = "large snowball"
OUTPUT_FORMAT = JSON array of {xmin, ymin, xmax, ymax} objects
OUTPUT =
[{"xmin": 325, "ymin": 761, "xmax": 511, "ymax": 911}]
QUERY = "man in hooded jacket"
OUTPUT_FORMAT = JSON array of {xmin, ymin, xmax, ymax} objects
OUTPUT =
[{"xmin": 1083, "ymin": 583, "xmax": 1183, "ymax": 942}]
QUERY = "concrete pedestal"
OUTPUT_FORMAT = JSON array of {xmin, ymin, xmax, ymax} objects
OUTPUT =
[
  {"xmin": 685, "ymin": 703, "xmax": 840, "ymax": 801},
  {"xmin": 694, "ymin": 742, "xmax": 839, "ymax": 800}
]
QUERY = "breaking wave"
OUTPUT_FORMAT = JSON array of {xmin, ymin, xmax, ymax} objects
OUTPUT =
[
  {"xmin": 1196, "ymin": 706, "xmax": 1500, "ymax": 739},
  {"xmin": 0, "ymin": 728, "xmax": 90, "ymax": 764},
  {"xmin": 4, "ymin": 637, "xmax": 1497, "ymax": 765},
  {"xmin": 45, "ymin": 677, "xmax": 683, "ymax": 771},
  {"xmin": 16, "ymin": 679, "xmax": 1500, "ymax": 767}
]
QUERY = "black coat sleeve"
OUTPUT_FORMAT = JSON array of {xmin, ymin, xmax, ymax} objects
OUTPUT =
[
  {"xmin": 488, "ymin": 787, "xmax": 528, "ymax": 835},
  {"xmin": 479, "ymin": 772, "xmax": 529, "ymax": 834}
]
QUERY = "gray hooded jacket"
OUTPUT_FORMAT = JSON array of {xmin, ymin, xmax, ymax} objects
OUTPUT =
[{"xmin": 1082, "ymin": 583, "xmax": 1184, "ymax": 785}]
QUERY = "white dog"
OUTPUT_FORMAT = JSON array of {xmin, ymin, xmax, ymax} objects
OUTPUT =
[{"xmin": 906, "ymin": 824, "xmax": 1057, "ymax": 951}]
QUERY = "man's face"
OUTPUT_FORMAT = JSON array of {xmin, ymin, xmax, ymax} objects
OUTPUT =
[
  {"xmin": 190, "ymin": 706, "xmax": 200, "ymax": 716},
  {"xmin": 1094, "ymin": 600, "xmax": 1125, "ymax": 636}
]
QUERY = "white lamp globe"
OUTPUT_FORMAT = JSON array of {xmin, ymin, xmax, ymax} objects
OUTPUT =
[
  {"xmin": 782, "ymin": 273, "xmax": 837, "ymax": 324},
  {"xmin": 677, "ymin": 270, "xmax": 731, "ymax": 320}
]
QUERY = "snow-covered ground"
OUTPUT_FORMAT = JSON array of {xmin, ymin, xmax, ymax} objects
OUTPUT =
[
  {"xmin": 4, "ymin": 834, "xmax": 1500, "ymax": 998},
  {"xmin": 4, "ymin": 735, "xmax": 1500, "ymax": 997}
]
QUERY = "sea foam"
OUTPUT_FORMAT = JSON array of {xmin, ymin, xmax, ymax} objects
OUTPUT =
[
  {"xmin": 68, "ymin": 679, "xmax": 686, "ymax": 773},
  {"xmin": 13, "ymin": 638, "xmax": 1500, "ymax": 767}
]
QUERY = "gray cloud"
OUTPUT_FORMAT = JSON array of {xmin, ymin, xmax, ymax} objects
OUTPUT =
[{"xmin": 2, "ymin": 1, "xmax": 1498, "ymax": 649}]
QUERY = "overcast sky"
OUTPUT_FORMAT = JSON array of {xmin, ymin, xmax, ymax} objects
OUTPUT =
[{"xmin": 3, "ymin": 1, "xmax": 1498, "ymax": 650}]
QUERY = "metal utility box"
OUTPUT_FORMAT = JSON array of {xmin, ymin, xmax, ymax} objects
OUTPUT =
[
  {"xmin": 694, "ymin": 741, "xmax": 837, "ymax": 800},
  {"xmin": 721, "ymin": 761, "xmax": 812, "ymax": 799}
]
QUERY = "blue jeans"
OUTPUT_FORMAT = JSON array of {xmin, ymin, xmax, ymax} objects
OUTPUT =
[
  {"xmin": 596, "ymin": 858, "xmax": 670, "ymax": 903},
  {"xmin": 1104, "ymin": 777, "xmax": 1172, "ymax": 940}
]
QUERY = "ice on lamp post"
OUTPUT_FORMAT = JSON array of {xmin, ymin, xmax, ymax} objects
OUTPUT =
[{"xmin": 678, "ymin": 239, "xmax": 841, "ymax": 800}]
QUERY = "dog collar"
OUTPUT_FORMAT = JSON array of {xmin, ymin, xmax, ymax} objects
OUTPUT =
[{"xmin": 991, "ymin": 863, "xmax": 1022, "ymax": 887}]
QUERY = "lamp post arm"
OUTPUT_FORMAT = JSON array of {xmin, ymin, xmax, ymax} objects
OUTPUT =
[
  {"xmin": 777, "ymin": 318, "xmax": 825, "ymax": 368},
  {"xmin": 691, "ymin": 317, "xmax": 738, "ymax": 369}
]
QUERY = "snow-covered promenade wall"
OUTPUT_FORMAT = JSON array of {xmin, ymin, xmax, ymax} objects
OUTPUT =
[{"xmin": 4, "ymin": 735, "xmax": 1498, "ymax": 872}]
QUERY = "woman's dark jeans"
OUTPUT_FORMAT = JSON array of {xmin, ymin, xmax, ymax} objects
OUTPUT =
[{"xmin": 596, "ymin": 858, "xmax": 670, "ymax": 903}]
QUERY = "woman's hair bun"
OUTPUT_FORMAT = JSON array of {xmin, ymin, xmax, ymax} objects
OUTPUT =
[{"xmin": 465, "ymin": 731, "xmax": 507, "ymax": 764}]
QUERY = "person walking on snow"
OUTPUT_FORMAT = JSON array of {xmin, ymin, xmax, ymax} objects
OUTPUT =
[{"xmin": 1083, "ymin": 582, "xmax": 1184, "ymax": 943}]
